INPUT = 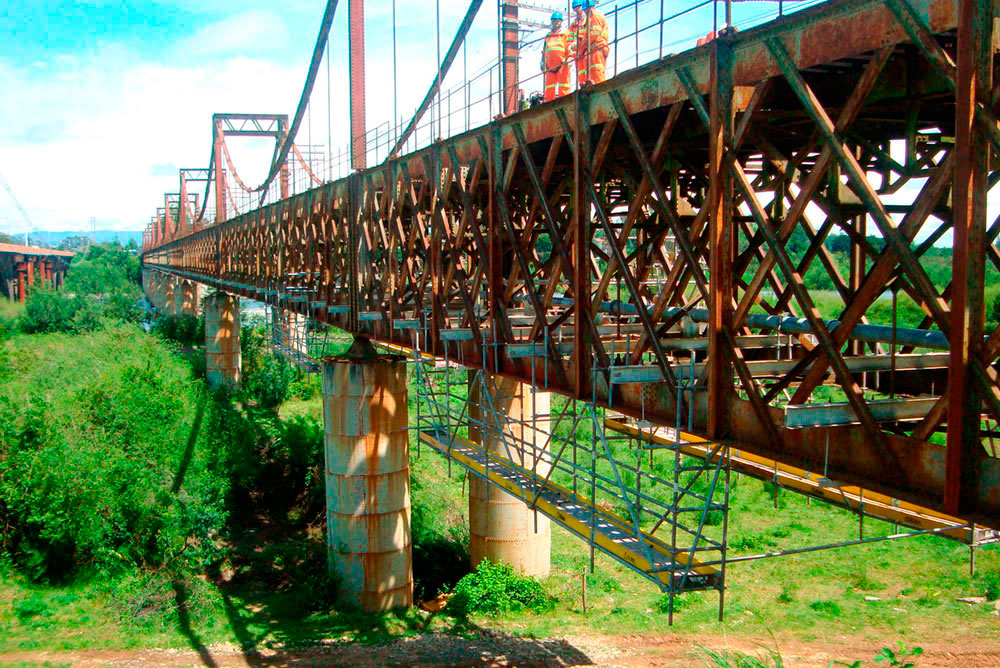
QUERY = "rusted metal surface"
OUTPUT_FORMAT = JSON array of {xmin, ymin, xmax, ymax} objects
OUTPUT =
[
  {"xmin": 142, "ymin": 0, "xmax": 1000, "ymax": 528},
  {"xmin": 469, "ymin": 376, "xmax": 551, "ymax": 576},
  {"xmin": 349, "ymin": 0, "xmax": 366, "ymax": 170},
  {"xmin": 502, "ymin": 1, "xmax": 520, "ymax": 115},
  {"xmin": 204, "ymin": 292, "xmax": 241, "ymax": 388},
  {"xmin": 0, "ymin": 244, "xmax": 72, "ymax": 301},
  {"xmin": 321, "ymin": 357, "xmax": 412, "ymax": 612}
]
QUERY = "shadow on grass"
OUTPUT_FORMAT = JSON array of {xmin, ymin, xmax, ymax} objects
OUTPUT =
[
  {"xmin": 214, "ymin": 581, "xmax": 593, "ymax": 667},
  {"xmin": 172, "ymin": 579, "xmax": 219, "ymax": 668},
  {"xmin": 203, "ymin": 529, "xmax": 592, "ymax": 667}
]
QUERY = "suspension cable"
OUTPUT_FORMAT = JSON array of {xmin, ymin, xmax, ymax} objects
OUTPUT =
[
  {"xmin": 220, "ymin": 137, "xmax": 254, "ymax": 193},
  {"xmin": 256, "ymin": 0, "xmax": 341, "ymax": 206},
  {"xmin": 292, "ymin": 144, "xmax": 325, "ymax": 186}
]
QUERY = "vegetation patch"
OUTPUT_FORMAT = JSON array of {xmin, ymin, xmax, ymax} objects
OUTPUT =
[
  {"xmin": 0, "ymin": 326, "xmax": 228, "ymax": 580},
  {"xmin": 447, "ymin": 559, "xmax": 551, "ymax": 616}
]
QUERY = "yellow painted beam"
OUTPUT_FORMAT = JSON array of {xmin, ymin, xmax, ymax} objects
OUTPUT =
[{"xmin": 418, "ymin": 429, "xmax": 719, "ymax": 582}]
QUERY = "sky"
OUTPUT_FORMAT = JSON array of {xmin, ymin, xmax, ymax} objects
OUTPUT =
[{"xmin": 0, "ymin": 0, "xmax": 810, "ymax": 236}]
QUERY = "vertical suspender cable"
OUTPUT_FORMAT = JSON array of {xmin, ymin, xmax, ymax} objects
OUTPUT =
[
  {"xmin": 387, "ymin": 0, "xmax": 484, "ymax": 160},
  {"xmin": 463, "ymin": 37, "xmax": 468, "ymax": 132},
  {"xmin": 256, "ymin": 0, "xmax": 341, "ymax": 207},
  {"xmin": 436, "ymin": 0, "xmax": 442, "ymax": 141},
  {"xmin": 308, "ymin": 98, "xmax": 313, "ymax": 189},
  {"xmin": 327, "ymin": 38, "xmax": 332, "ymax": 181},
  {"xmin": 393, "ymin": 0, "xmax": 398, "ymax": 145}
]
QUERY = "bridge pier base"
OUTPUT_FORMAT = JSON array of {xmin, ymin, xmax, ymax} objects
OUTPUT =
[
  {"xmin": 469, "ymin": 375, "xmax": 551, "ymax": 577},
  {"xmin": 151, "ymin": 274, "xmax": 165, "ymax": 314},
  {"xmin": 162, "ymin": 276, "xmax": 177, "ymax": 316},
  {"xmin": 321, "ymin": 343, "xmax": 413, "ymax": 611},
  {"xmin": 204, "ymin": 292, "xmax": 241, "ymax": 388},
  {"xmin": 180, "ymin": 280, "xmax": 200, "ymax": 317}
]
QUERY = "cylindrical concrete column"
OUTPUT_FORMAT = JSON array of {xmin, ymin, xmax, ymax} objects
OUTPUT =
[
  {"xmin": 204, "ymin": 292, "xmax": 241, "ymax": 388},
  {"xmin": 469, "ymin": 376, "xmax": 551, "ymax": 577},
  {"xmin": 321, "ymin": 349, "xmax": 412, "ymax": 611},
  {"xmin": 181, "ymin": 282, "xmax": 201, "ymax": 316},
  {"xmin": 152, "ymin": 274, "xmax": 163, "ymax": 312},
  {"xmin": 163, "ymin": 276, "xmax": 177, "ymax": 315}
]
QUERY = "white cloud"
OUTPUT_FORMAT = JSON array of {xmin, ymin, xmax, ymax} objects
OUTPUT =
[
  {"xmin": 176, "ymin": 9, "xmax": 292, "ymax": 58},
  {"xmin": 0, "ymin": 49, "xmax": 305, "ymax": 233}
]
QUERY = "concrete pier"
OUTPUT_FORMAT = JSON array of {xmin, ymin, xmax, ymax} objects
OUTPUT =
[
  {"xmin": 203, "ymin": 292, "xmax": 241, "ymax": 388},
  {"xmin": 152, "ymin": 274, "xmax": 166, "ymax": 314},
  {"xmin": 180, "ymin": 280, "xmax": 200, "ymax": 316},
  {"xmin": 469, "ymin": 376, "xmax": 551, "ymax": 577},
  {"xmin": 321, "ymin": 341, "xmax": 412, "ymax": 611},
  {"xmin": 163, "ymin": 276, "xmax": 177, "ymax": 316}
]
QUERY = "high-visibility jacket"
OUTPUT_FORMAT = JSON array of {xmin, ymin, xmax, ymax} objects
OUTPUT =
[
  {"xmin": 542, "ymin": 28, "xmax": 571, "ymax": 101},
  {"xmin": 568, "ymin": 10, "xmax": 610, "ymax": 85}
]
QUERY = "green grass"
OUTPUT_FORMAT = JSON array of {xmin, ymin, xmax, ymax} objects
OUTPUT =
[
  {"xmin": 5, "ymin": 460, "xmax": 990, "ymax": 654},
  {"xmin": 0, "ymin": 299, "xmax": 24, "ymax": 321},
  {"xmin": 0, "ymin": 321, "xmax": 997, "ymax": 657}
]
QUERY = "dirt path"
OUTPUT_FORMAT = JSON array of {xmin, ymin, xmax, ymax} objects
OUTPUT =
[{"xmin": 2, "ymin": 631, "xmax": 999, "ymax": 667}]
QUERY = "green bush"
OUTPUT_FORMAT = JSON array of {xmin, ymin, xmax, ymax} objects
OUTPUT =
[
  {"xmin": 808, "ymin": 599, "xmax": 842, "ymax": 616},
  {"xmin": 654, "ymin": 592, "xmax": 690, "ymax": 614},
  {"xmin": 447, "ymin": 558, "xmax": 550, "ymax": 616},
  {"xmin": 64, "ymin": 244, "xmax": 141, "ymax": 297},
  {"xmin": 101, "ymin": 293, "xmax": 144, "ymax": 324},
  {"xmin": 153, "ymin": 314, "xmax": 203, "ymax": 346},
  {"xmin": 979, "ymin": 570, "xmax": 1000, "ymax": 601},
  {"xmin": 0, "ymin": 315, "xmax": 15, "ymax": 341},
  {"xmin": 0, "ymin": 327, "xmax": 230, "ymax": 581},
  {"xmin": 238, "ymin": 326, "xmax": 296, "ymax": 409},
  {"xmin": 18, "ymin": 291, "xmax": 101, "ymax": 335}
]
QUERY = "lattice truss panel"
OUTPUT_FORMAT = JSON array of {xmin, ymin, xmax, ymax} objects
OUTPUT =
[
  {"xmin": 143, "ymin": 0, "xmax": 1000, "ymax": 527},
  {"xmin": 410, "ymin": 351, "xmax": 730, "ymax": 620}
]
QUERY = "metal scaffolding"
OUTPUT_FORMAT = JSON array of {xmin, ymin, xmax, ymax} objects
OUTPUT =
[{"xmin": 395, "ymin": 324, "xmax": 731, "ymax": 622}]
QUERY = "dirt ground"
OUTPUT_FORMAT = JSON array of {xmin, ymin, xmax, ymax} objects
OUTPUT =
[{"xmin": 2, "ymin": 631, "xmax": 1000, "ymax": 668}]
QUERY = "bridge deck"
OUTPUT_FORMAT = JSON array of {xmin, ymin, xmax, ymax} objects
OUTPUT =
[{"xmin": 142, "ymin": 0, "xmax": 1000, "ymax": 529}]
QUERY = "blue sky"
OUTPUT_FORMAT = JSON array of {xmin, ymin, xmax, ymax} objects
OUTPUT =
[{"xmin": 0, "ymin": 0, "xmax": 808, "ymax": 235}]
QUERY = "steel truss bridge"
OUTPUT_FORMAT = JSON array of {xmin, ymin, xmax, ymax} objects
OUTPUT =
[{"xmin": 142, "ymin": 0, "xmax": 1000, "ymax": 614}]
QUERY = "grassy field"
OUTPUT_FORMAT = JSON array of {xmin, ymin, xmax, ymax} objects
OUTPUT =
[
  {"xmin": 0, "ymin": 319, "xmax": 997, "ymax": 664},
  {"xmin": 0, "ymin": 393, "xmax": 996, "ymax": 656}
]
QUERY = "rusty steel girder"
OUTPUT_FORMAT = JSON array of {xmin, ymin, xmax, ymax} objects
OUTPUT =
[{"xmin": 143, "ymin": 0, "xmax": 1000, "ymax": 528}]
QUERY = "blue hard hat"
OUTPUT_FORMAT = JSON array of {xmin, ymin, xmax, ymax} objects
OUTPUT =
[
  {"xmin": 588, "ymin": 0, "xmax": 599, "ymax": 6},
  {"xmin": 572, "ymin": 0, "xmax": 585, "ymax": 8},
  {"xmin": 551, "ymin": 10, "xmax": 563, "ymax": 20}
]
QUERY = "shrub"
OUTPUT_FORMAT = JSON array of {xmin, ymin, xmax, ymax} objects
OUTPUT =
[
  {"xmin": 18, "ymin": 291, "xmax": 100, "ymax": 335},
  {"xmin": 238, "ymin": 326, "xmax": 295, "ymax": 409},
  {"xmin": 979, "ymin": 570, "xmax": 1000, "ymax": 601},
  {"xmin": 64, "ymin": 244, "xmax": 141, "ymax": 297},
  {"xmin": 153, "ymin": 314, "xmax": 203, "ymax": 346},
  {"xmin": 0, "ymin": 327, "xmax": 230, "ymax": 580},
  {"xmin": 101, "ymin": 293, "xmax": 144, "ymax": 324},
  {"xmin": 410, "ymin": 486, "xmax": 470, "ymax": 602},
  {"xmin": 0, "ymin": 316, "xmax": 14, "ymax": 341},
  {"xmin": 808, "ymin": 599, "xmax": 842, "ymax": 616},
  {"xmin": 654, "ymin": 592, "xmax": 690, "ymax": 614},
  {"xmin": 447, "ymin": 558, "xmax": 550, "ymax": 616}
]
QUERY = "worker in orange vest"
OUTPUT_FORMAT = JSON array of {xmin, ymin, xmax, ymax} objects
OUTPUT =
[
  {"xmin": 568, "ymin": 0, "xmax": 610, "ymax": 86},
  {"xmin": 540, "ymin": 11, "xmax": 572, "ymax": 102}
]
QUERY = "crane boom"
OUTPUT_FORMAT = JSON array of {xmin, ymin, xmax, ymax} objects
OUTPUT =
[{"xmin": 0, "ymin": 171, "xmax": 32, "ymax": 245}]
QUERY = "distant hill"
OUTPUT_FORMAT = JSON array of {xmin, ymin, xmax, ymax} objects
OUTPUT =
[{"xmin": 26, "ymin": 229, "xmax": 144, "ymax": 248}]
